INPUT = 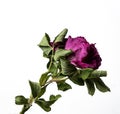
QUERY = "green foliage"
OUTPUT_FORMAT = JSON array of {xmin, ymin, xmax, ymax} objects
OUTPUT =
[
  {"xmin": 48, "ymin": 94, "xmax": 61, "ymax": 105},
  {"xmin": 29, "ymin": 80, "xmax": 48, "ymax": 99},
  {"xmin": 69, "ymin": 72, "xmax": 85, "ymax": 86},
  {"xmin": 89, "ymin": 70, "xmax": 107, "ymax": 78},
  {"xmin": 15, "ymin": 95, "xmax": 28, "ymax": 105},
  {"xmin": 35, "ymin": 95, "xmax": 61, "ymax": 112},
  {"xmin": 38, "ymin": 87, "xmax": 47, "ymax": 98},
  {"xmin": 54, "ymin": 28, "xmax": 68, "ymax": 43},
  {"xmin": 35, "ymin": 98, "xmax": 51, "ymax": 112},
  {"xmin": 93, "ymin": 78, "xmax": 110, "ymax": 92},
  {"xmin": 79, "ymin": 68, "xmax": 93, "ymax": 80},
  {"xmin": 54, "ymin": 49, "xmax": 72, "ymax": 61},
  {"xmin": 15, "ymin": 28, "xmax": 110, "ymax": 114},
  {"xmin": 48, "ymin": 61, "xmax": 58, "ymax": 75},
  {"xmin": 15, "ymin": 95, "xmax": 31, "ymax": 114},
  {"xmin": 42, "ymin": 47, "xmax": 52, "ymax": 58},
  {"xmin": 38, "ymin": 33, "xmax": 52, "ymax": 58},
  {"xmin": 29, "ymin": 80, "xmax": 41, "ymax": 98},
  {"xmin": 57, "ymin": 81, "xmax": 72, "ymax": 91},
  {"xmin": 60, "ymin": 58, "xmax": 77, "ymax": 76},
  {"xmin": 39, "ymin": 72, "xmax": 50, "ymax": 86},
  {"xmin": 20, "ymin": 104, "xmax": 31, "ymax": 114},
  {"xmin": 85, "ymin": 79, "xmax": 95, "ymax": 96},
  {"xmin": 39, "ymin": 33, "xmax": 50, "ymax": 46},
  {"xmin": 68, "ymin": 69, "xmax": 110, "ymax": 95}
]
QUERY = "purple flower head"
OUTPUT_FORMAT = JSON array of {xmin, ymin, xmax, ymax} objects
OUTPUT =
[{"xmin": 65, "ymin": 36, "xmax": 102, "ymax": 69}]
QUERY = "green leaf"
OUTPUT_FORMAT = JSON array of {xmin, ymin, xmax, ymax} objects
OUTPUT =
[
  {"xmin": 89, "ymin": 70, "xmax": 107, "ymax": 79},
  {"xmin": 29, "ymin": 80, "xmax": 41, "ymax": 98},
  {"xmin": 38, "ymin": 33, "xmax": 51, "ymax": 47},
  {"xmin": 80, "ymin": 68, "xmax": 93, "ymax": 80},
  {"xmin": 35, "ymin": 95, "xmax": 61, "ymax": 112},
  {"xmin": 85, "ymin": 79, "xmax": 95, "ymax": 96},
  {"xmin": 38, "ymin": 33, "xmax": 52, "ymax": 58},
  {"xmin": 54, "ymin": 28, "xmax": 68, "ymax": 43},
  {"xmin": 49, "ymin": 94, "xmax": 61, "ymax": 101},
  {"xmin": 57, "ymin": 81, "xmax": 72, "ymax": 91},
  {"xmin": 68, "ymin": 70, "xmax": 85, "ymax": 86},
  {"xmin": 15, "ymin": 95, "xmax": 28, "ymax": 105},
  {"xmin": 60, "ymin": 58, "xmax": 77, "ymax": 76},
  {"xmin": 20, "ymin": 104, "xmax": 31, "ymax": 114},
  {"xmin": 39, "ymin": 72, "xmax": 50, "ymax": 86},
  {"xmin": 35, "ymin": 98, "xmax": 51, "ymax": 112},
  {"xmin": 48, "ymin": 61, "xmax": 58, "ymax": 75},
  {"xmin": 38, "ymin": 86, "xmax": 46, "ymax": 98},
  {"xmin": 69, "ymin": 75, "xmax": 84, "ymax": 86},
  {"xmin": 48, "ymin": 94, "xmax": 61, "ymax": 105},
  {"xmin": 54, "ymin": 49, "xmax": 72, "ymax": 61},
  {"xmin": 40, "ymin": 47, "xmax": 52, "ymax": 58},
  {"xmin": 93, "ymin": 78, "xmax": 110, "ymax": 92}
]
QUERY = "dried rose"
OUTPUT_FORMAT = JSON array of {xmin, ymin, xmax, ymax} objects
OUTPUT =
[{"xmin": 65, "ymin": 36, "xmax": 102, "ymax": 69}]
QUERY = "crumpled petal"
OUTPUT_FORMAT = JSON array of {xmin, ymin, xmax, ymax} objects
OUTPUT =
[{"xmin": 65, "ymin": 36, "xmax": 102, "ymax": 69}]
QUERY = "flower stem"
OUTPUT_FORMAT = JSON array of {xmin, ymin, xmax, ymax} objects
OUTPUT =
[
  {"xmin": 48, "ymin": 45, "xmax": 55, "ymax": 71},
  {"xmin": 19, "ymin": 77, "xmax": 68, "ymax": 114},
  {"xmin": 20, "ymin": 110, "xmax": 25, "ymax": 114},
  {"xmin": 19, "ymin": 95, "xmax": 34, "ymax": 114}
]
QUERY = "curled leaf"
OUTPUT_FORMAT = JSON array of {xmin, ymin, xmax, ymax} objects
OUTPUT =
[
  {"xmin": 39, "ymin": 72, "xmax": 50, "ymax": 86},
  {"xmin": 54, "ymin": 28, "xmax": 68, "ymax": 43},
  {"xmin": 29, "ymin": 80, "xmax": 41, "ymax": 98},
  {"xmin": 60, "ymin": 58, "xmax": 77, "ymax": 76},
  {"xmin": 15, "ymin": 95, "xmax": 28, "ymax": 105},
  {"xmin": 93, "ymin": 78, "xmax": 110, "ymax": 92},
  {"xmin": 35, "ymin": 94, "xmax": 61, "ymax": 112},
  {"xmin": 79, "ymin": 68, "xmax": 93, "ymax": 80},
  {"xmin": 85, "ymin": 79, "xmax": 95, "ymax": 96},
  {"xmin": 54, "ymin": 49, "xmax": 72, "ymax": 61},
  {"xmin": 57, "ymin": 81, "xmax": 72, "ymax": 91},
  {"xmin": 38, "ymin": 33, "xmax": 52, "ymax": 58}
]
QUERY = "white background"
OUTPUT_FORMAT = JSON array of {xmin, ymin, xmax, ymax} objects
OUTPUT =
[{"xmin": 0, "ymin": 0, "xmax": 120, "ymax": 114}]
